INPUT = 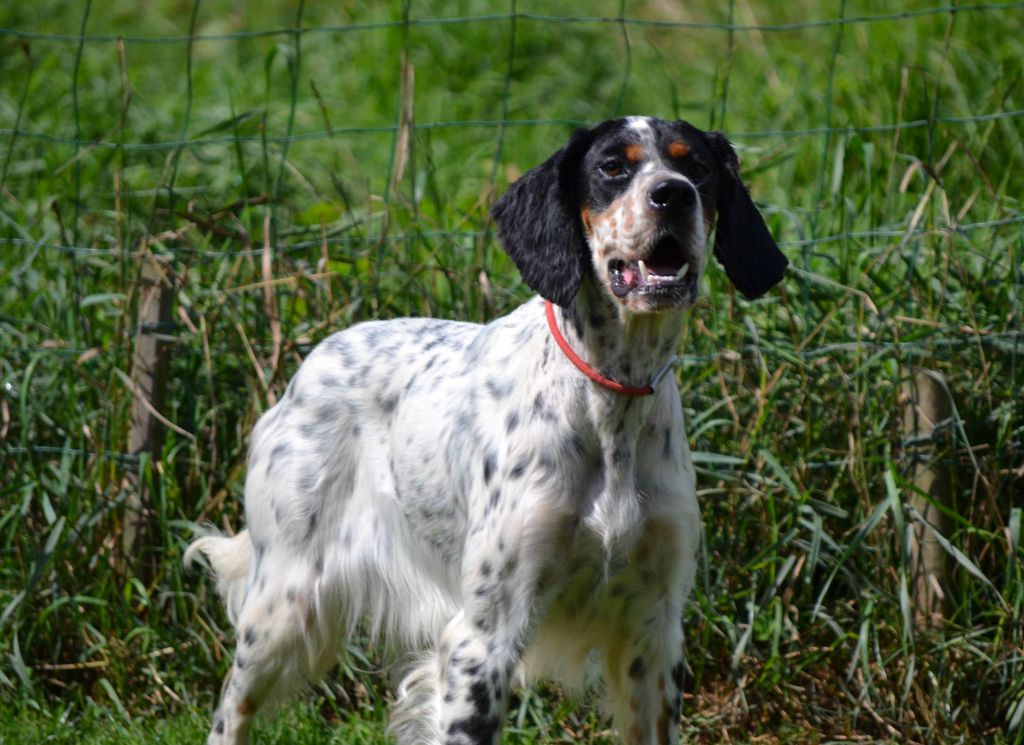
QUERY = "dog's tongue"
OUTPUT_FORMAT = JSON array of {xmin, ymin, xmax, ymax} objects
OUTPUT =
[
  {"xmin": 610, "ymin": 262, "xmax": 639, "ymax": 298},
  {"xmin": 621, "ymin": 264, "xmax": 638, "ymax": 287}
]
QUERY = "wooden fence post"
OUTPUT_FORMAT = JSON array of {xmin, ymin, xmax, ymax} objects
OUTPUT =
[
  {"xmin": 902, "ymin": 368, "xmax": 952, "ymax": 630},
  {"xmin": 122, "ymin": 253, "xmax": 175, "ymax": 580}
]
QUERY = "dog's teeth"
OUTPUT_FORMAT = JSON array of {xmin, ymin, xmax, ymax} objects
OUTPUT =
[
  {"xmin": 675, "ymin": 263, "xmax": 690, "ymax": 281},
  {"xmin": 638, "ymin": 260, "xmax": 649, "ymax": 281}
]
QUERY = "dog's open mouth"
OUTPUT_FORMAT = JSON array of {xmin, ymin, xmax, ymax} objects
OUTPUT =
[{"xmin": 608, "ymin": 234, "xmax": 698, "ymax": 301}]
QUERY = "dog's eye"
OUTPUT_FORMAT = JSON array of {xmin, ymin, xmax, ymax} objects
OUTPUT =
[
  {"xmin": 686, "ymin": 160, "xmax": 710, "ymax": 181},
  {"xmin": 598, "ymin": 160, "xmax": 626, "ymax": 179}
]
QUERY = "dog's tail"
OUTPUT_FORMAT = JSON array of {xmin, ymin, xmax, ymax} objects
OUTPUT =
[{"xmin": 184, "ymin": 527, "xmax": 253, "ymax": 627}]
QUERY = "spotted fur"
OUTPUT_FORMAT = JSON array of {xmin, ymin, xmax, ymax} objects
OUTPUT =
[{"xmin": 186, "ymin": 116, "xmax": 786, "ymax": 745}]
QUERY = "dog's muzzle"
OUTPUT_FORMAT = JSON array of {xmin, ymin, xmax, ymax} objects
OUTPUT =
[{"xmin": 608, "ymin": 178, "xmax": 702, "ymax": 304}]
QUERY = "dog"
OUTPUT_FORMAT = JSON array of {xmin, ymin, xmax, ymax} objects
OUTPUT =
[{"xmin": 186, "ymin": 116, "xmax": 787, "ymax": 745}]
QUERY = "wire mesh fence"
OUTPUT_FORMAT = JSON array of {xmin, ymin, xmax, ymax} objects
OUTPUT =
[{"xmin": 3, "ymin": 2, "xmax": 1022, "ymax": 443}]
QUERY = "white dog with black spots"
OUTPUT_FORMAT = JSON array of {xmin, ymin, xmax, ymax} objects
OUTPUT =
[{"xmin": 187, "ymin": 115, "xmax": 787, "ymax": 745}]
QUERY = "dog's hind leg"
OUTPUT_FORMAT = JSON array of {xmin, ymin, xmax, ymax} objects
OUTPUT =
[
  {"xmin": 203, "ymin": 549, "xmax": 330, "ymax": 745},
  {"xmin": 388, "ymin": 651, "xmax": 443, "ymax": 744}
]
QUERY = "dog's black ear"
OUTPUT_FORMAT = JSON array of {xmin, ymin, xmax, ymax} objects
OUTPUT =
[
  {"xmin": 706, "ymin": 132, "xmax": 788, "ymax": 299},
  {"xmin": 491, "ymin": 128, "xmax": 595, "ymax": 307}
]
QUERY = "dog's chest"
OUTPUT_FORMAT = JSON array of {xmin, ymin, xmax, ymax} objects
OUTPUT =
[
  {"xmin": 530, "ymin": 512, "xmax": 689, "ymax": 660},
  {"xmin": 394, "ymin": 387, "xmax": 681, "ymax": 563}
]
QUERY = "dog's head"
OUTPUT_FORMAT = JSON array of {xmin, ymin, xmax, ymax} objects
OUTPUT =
[{"xmin": 491, "ymin": 116, "xmax": 787, "ymax": 310}]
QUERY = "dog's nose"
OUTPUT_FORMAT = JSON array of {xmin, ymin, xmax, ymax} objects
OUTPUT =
[{"xmin": 648, "ymin": 179, "xmax": 697, "ymax": 211}]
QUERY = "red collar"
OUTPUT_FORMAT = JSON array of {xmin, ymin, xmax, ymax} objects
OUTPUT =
[{"xmin": 544, "ymin": 299, "xmax": 679, "ymax": 397}]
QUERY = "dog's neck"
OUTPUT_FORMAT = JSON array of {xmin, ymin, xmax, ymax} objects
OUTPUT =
[
  {"xmin": 554, "ymin": 278, "xmax": 686, "ymax": 395},
  {"xmin": 551, "ymin": 277, "xmax": 686, "ymax": 551}
]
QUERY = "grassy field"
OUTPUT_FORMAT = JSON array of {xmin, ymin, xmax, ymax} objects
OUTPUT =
[{"xmin": 1, "ymin": 0, "xmax": 1022, "ymax": 742}]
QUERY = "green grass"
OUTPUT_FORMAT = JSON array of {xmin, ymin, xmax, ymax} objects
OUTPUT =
[
  {"xmin": 0, "ymin": 699, "xmax": 390, "ymax": 744},
  {"xmin": 1, "ymin": 0, "xmax": 1023, "ymax": 742}
]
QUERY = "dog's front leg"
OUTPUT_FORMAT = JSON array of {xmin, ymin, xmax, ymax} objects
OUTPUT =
[
  {"xmin": 437, "ymin": 504, "xmax": 565, "ymax": 745},
  {"xmin": 436, "ymin": 610, "xmax": 513, "ymax": 745},
  {"xmin": 603, "ymin": 515, "xmax": 700, "ymax": 745},
  {"xmin": 606, "ymin": 616, "xmax": 686, "ymax": 745}
]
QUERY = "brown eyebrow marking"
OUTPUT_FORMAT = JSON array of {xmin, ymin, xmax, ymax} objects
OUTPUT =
[
  {"xmin": 668, "ymin": 140, "xmax": 690, "ymax": 159},
  {"xmin": 624, "ymin": 144, "xmax": 644, "ymax": 162}
]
